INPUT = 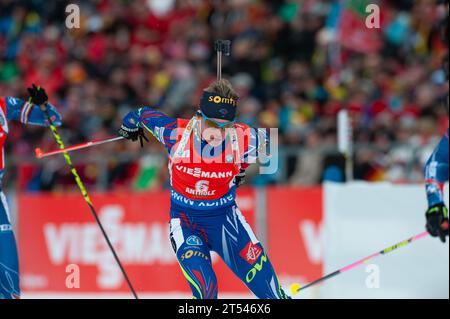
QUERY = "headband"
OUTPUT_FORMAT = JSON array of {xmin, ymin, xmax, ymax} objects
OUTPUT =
[{"xmin": 199, "ymin": 91, "xmax": 237, "ymax": 121}]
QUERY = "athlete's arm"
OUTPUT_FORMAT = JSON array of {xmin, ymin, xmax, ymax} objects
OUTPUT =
[
  {"xmin": 232, "ymin": 126, "xmax": 269, "ymax": 186},
  {"xmin": 425, "ymin": 130, "xmax": 449, "ymax": 207},
  {"xmin": 424, "ymin": 130, "xmax": 449, "ymax": 243},
  {"xmin": 241, "ymin": 126, "xmax": 269, "ymax": 170},
  {"xmin": 119, "ymin": 107, "xmax": 178, "ymax": 153},
  {"xmin": 3, "ymin": 96, "xmax": 62, "ymax": 127}
]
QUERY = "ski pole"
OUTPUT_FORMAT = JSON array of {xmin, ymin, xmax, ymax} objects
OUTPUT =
[
  {"xmin": 214, "ymin": 39, "xmax": 231, "ymax": 80},
  {"xmin": 35, "ymin": 136, "xmax": 124, "ymax": 159},
  {"xmin": 290, "ymin": 231, "xmax": 431, "ymax": 296},
  {"xmin": 34, "ymin": 93, "xmax": 138, "ymax": 299}
]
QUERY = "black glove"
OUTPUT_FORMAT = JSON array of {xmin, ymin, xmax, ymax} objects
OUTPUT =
[
  {"xmin": 27, "ymin": 84, "xmax": 48, "ymax": 105},
  {"xmin": 118, "ymin": 125, "xmax": 148, "ymax": 148},
  {"xmin": 425, "ymin": 203, "xmax": 449, "ymax": 243},
  {"xmin": 234, "ymin": 169, "xmax": 246, "ymax": 187}
]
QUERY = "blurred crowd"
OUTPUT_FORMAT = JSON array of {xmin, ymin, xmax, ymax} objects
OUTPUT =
[{"xmin": 0, "ymin": 0, "xmax": 448, "ymax": 192}]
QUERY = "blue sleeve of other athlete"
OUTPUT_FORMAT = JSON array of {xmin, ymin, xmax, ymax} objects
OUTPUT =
[
  {"xmin": 123, "ymin": 107, "xmax": 178, "ymax": 153},
  {"xmin": 424, "ymin": 130, "xmax": 449, "ymax": 207},
  {"xmin": 5, "ymin": 96, "xmax": 62, "ymax": 127}
]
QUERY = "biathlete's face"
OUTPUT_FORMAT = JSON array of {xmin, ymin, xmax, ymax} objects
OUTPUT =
[
  {"xmin": 199, "ymin": 113, "xmax": 235, "ymax": 147},
  {"xmin": 200, "ymin": 112, "xmax": 235, "ymax": 130}
]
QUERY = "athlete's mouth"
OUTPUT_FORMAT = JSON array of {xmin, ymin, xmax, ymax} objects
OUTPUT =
[{"xmin": 205, "ymin": 132, "xmax": 224, "ymax": 147}]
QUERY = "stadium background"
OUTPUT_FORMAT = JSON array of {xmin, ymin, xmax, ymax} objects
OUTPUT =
[{"xmin": 0, "ymin": 0, "xmax": 448, "ymax": 298}]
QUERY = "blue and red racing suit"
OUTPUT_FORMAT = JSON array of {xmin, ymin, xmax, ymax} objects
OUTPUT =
[
  {"xmin": 123, "ymin": 107, "xmax": 288, "ymax": 299},
  {"xmin": 424, "ymin": 129, "xmax": 449, "ymax": 208},
  {"xmin": 0, "ymin": 96, "xmax": 61, "ymax": 299}
]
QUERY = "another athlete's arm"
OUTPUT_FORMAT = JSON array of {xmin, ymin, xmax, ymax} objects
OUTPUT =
[
  {"xmin": 424, "ymin": 130, "xmax": 449, "ymax": 243},
  {"xmin": 4, "ymin": 94, "xmax": 62, "ymax": 127}
]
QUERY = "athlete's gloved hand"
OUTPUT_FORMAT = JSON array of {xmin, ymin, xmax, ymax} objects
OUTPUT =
[
  {"xmin": 425, "ymin": 203, "xmax": 449, "ymax": 243},
  {"xmin": 118, "ymin": 110, "xmax": 148, "ymax": 147},
  {"xmin": 27, "ymin": 84, "xmax": 62, "ymax": 127},
  {"xmin": 27, "ymin": 84, "xmax": 48, "ymax": 105},
  {"xmin": 234, "ymin": 169, "xmax": 246, "ymax": 187}
]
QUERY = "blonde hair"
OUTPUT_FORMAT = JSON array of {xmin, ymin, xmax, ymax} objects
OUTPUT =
[{"xmin": 205, "ymin": 79, "xmax": 239, "ymax": 100}]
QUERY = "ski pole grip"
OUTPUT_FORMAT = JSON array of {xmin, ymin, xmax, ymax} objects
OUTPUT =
[{"xmin": 214, "ymin": 39, "xmax": 231, "ymax": 56}]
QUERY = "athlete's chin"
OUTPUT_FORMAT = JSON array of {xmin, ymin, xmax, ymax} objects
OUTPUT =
[{"xmin": 206, "ymin": 138, "xmax": 222, "ymax": 147}]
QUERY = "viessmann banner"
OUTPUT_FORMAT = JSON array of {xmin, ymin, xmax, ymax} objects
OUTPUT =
[{"xmin": 17, "ymin": 187, "xmax": 324, "ymax": 296}]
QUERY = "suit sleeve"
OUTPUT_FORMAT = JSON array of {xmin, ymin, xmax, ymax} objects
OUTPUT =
[
  {"xmin": 5, "ymin": 96, "xmax": 62, "ymax": 127},
  {"xmin": 424, "ymin": 130, "xmax": 449, "ymax": 207},
  {"xmin": 241, "ymin": 127, "xmax": 269, "ymax": 170},
  {"xmin": 137, "ymin": 107, "xmax": 178, "ymax": 153}
]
